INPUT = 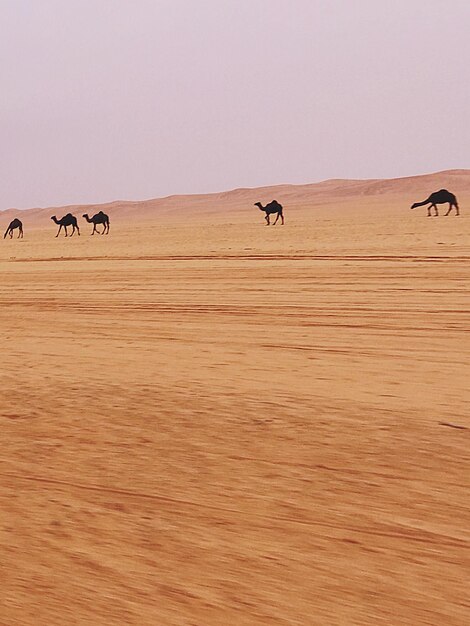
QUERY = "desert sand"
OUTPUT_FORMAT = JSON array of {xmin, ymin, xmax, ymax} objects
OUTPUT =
[{"xmin": 1, "ymin": 170, "xmax": 469, "ymax": 625}]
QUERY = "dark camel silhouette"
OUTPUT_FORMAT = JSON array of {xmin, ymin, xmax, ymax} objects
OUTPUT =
[
  {"xmin": 254, "ymin": 200, "xmax": 284, "ymax": 225},
  {"xmin": 51, "ymin": 213, "xmax": 80, "ymax": 237},
  {"xmin": 83, "ymin": 211, "xmax": 110, "ymax": 235},
  {"xmin": 4, "ymin": 218, "xmax": 23, "ymax": 239},
  {"xmin": 411, "ymin": 189, "xmax": 459, "ymax": 217}
]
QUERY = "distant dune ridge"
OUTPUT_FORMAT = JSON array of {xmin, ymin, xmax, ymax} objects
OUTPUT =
[{"xmin": 2, "ymin": 169, "xmax": 469, "ymax": 226}]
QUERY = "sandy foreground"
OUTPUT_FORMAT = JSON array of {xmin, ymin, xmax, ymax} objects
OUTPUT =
[{"xmin": 0, "ymin": 203, "xmax": 469, "ymax": 624}]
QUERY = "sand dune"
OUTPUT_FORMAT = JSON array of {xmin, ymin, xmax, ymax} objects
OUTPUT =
[
  {"xmin": 1, "ymin": 172, "xmax": 469, "ymax": 624},
  {"xmin": 2, "ymin": 169, "xmax": 470, "ymax": 227}
]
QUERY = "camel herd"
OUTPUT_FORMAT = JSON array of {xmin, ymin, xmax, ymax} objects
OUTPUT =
[
  {"xmin": 2, "ymin": 189, "xmax": 461, "ymax": 240},
  {"xmin": 253, "ymin": 189, "xmax": 460, "ymax": 225},
  {"xmin": 3, "ymin": 211, "xmax": 110, "ymax": 239}
]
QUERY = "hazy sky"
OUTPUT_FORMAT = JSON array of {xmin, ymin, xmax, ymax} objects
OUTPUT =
[{"xmin": 1, "ymin": 0, "xmax": 469, "ymax": 208}]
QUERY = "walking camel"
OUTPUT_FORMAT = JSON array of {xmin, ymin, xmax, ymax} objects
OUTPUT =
[
  {"xmin": 410, "ymin": 189, "xmax": 459, "ymax": 217},
  {"xmin": 82, "ymin": 211, "xmax": 110, "ymax": 235},
  {"xmin": 4, "ymin": 218, "xmax": 23, "ymax": 239},
  {"xmin": 254, "ymin": 200, "xmax": 284, "ymax": 225},
  {"xmin": 51, "ymin": 213, "xmax": 80, "ymax": 237}
]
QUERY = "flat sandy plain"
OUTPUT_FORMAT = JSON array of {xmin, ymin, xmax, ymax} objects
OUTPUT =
[{"xmin": 1, "ymin": 171, "xmax": 469, "ymax": 625}]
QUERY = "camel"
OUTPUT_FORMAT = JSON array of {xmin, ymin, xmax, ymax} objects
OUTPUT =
[
  {"xmin": 51, "ymin": 213, "xmax": 80, "ymax": 237},
  {"xmin": 4, "ymin": 218, "xmax": 23, "ymax": 239},
  {"xmin": 254, "ymin": 200, "xmax": 284, "ymax": 225},
  {"xmin": 410, "ymin": 189, "xmax": 459, "ymax": 217},
  {"xmin": 83, "ymin": 211, "xmax": 110, "ymax": 235}
]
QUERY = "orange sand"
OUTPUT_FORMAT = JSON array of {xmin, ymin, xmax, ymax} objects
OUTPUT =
[{"xmin": 1, "ymin": 171, "xmax": 469, "ymax": 625}]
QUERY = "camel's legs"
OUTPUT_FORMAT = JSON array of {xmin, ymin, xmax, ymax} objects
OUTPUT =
[
  {"xmin": 265, "ymin": 214, "xmax": 270, "ymax": 225},
  {"xmin": 91, "ymin": 224, "xmax": 97, "ymax": 235},
  {"xmin": 434, "ymin": 205, "xmax": 439, "ymax": 217},
  {"xmin": 56, "ymin": 225, "xmax": 62, "ymax": 237},
  {"xmin": 18, "ymin": 228, "xmax": 23, "ymax": 238}
]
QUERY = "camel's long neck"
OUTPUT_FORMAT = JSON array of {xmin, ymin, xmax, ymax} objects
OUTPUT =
[
  {"xmin": 52, "ymin": 217, "xmax": 59, "ymax": 224},
  {"xmin": 414, "ymin": 198, "xmax": 432, "ymax": 207},
  {"xmin": 84, "ymin": 215, "xmax": 92, "ymax": 223}
]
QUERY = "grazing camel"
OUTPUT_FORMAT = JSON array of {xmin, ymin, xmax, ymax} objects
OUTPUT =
[
  {"xmin": 411, "ymin": 189, "xmax": 459, "ymax": 217},
  {"xmin": 254, "ymin": 200, "xmax": 284, "ymax": 225},
  {"xmin": 4, "ymin": 218, "xmax": 23, "ymax": 239},
  {"xmin": 51, "ymin": 213, "xmax": 80, "ymax": 237},
  {"xmin": 83, "ymin": 211, "xmax": 110, "ymax": 235}
]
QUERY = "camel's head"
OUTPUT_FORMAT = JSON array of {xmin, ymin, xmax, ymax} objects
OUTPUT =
[
  {"xmin": 254, "ymin": 202, "xmax": 263, "ymax": 211},
  {"xmin": 410, "ymin": 203, "xmax": 418, "ymax": 209},
  {"xmin": 82, "ymin": 214, "xmax": 88, "ymax": 218},
  {"xmin": 50, "ymin": 216, "xmax": 56, "ymax": 221}
]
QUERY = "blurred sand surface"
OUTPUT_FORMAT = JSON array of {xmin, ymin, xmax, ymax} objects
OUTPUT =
[{"xmin": 1, "ymin": 170, "xmax": 469, "ymax": 625}]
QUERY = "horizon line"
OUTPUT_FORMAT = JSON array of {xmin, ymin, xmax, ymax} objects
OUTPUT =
[{"xmin": 2, "ymin": 167, "xmax": 469, "ymax": 214}]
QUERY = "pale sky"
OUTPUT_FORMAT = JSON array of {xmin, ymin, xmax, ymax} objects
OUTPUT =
[{"xmin": 1, "ymin": 0, "xmax": 469, "ymax": 208}]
